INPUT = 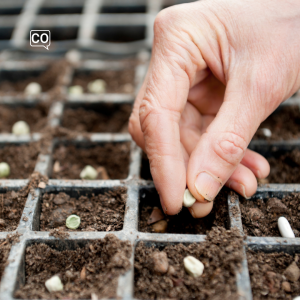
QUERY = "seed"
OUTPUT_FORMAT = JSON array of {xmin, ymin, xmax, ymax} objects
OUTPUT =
[
  {"xmin": 66, "ymin": 49, "xmax": 81, "ymax": 64},
  {"xmin": 24, "ymin": 82, "xmax": 42, "ymax": 96},
  {"xmin": 0, "ymin": 162, "xmax": 10, "ymax": 178},
  {"xmin": 284, "ymin": 261, "xmax": 300, "ymax": 282},
  {"xmin": 87, "ymin": 79, "xmax": 106, "ymax": 94},
  {"xmin": 152, "ymin": 220, "xmax": 168, "ymax": 233},
  {"xmin": 45, "ymin": 275, "xmax": 63, "ymax": 293},
  {"xmin": 278, "ymin": 216, "xmax": 295, "ymax": 238},
  {"xmin": 152, "ymin": 252, "xmax": 169, "ymax": 274},
  {"xmin": 183, "ymin": 189, "xmax": 196, "ymax": 207},
  {"xmin": 80, "ymin": 165, "xmax": 98, "ymax": 180},
  {"xmin": 12, "ymin": 121, "xmax": 30, "ymax": 135},
  {"xmin": 66, "ymin": 214, "xmax": 81, "ymax": 229},
  {"xmin": 183, "ymin": 256, "xmax": 204, "ymax": 278},
  {"xmin": 260, "ymin": 128, "xmax": 272, "ymax": 137},
  {"xmin": 68, "ymin": 85, "xmax": 83, "ymax": 95}
]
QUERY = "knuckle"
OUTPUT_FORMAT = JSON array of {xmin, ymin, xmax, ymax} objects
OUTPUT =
[
  {"xmin": 212, "ymin": 132, "xmax": 247, "ymax": 167},
  {"xmin": 139, "ymin": 98, "xmax": 156, "ymax": 133},
  {"xmin": 153, "ymin": 6, "xmax": 180, "ymax": 35}
]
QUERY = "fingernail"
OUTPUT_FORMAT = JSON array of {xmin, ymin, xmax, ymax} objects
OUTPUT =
[
  {"xmin": 195, "ymin": 172, "xmax": 222, "ymax": 201},
  {"xmin": 189, "ymin": 207, "xmax": 196, "ymax": 218},
  {"xmin": 159, "ymin": 195, "xmax": 167, "ymax": 214},
  {"xmin": 228, "ymin": 180, "xmax": 250, "ymax": 199}
]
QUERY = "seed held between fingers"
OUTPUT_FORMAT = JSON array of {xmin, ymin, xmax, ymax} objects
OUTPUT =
[{"xmin": 183, "ymin": 189, "xmax": 196, "ymax": 207}]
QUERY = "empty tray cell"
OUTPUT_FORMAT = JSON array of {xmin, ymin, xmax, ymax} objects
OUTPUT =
[
  {"xmin": 51, "ymin": 141, "xmax": 130, "ymax": 180},
  {"xmin": 0, "ymin": 103, "xmax": 49, "ymax": 133},
  {"xmin": 27, "ymin": 27, "xmax": 78, "ymax": 41},
  {"xmin": 0, "ymin": 142, "xmax": 39, "ymax": 179},
  {"xmin": 246, "ymin": 244, "xmax": 300, "ymax": 299},
  {"xmin": 71, "ymin": 68, "xmax": 135, "ymax": 94},
  {"xmin": 240, "ymin": 191, "xmax": 300, "ymax": 237},
  {"xmin": 135, "ymin": 227, "xmax": 243, "ymax": 299},
  {"xmin": 14, "ymin": 235, "xmax": 132, "ymax": 299},
  {"xmin": 39, "ymin": 186, "xmax": 127, "ymax": 232},
  {"xmin": 140, "ymin": 152, "xmax": 152, "ymax": 180},
  {"xmin": 0, "ymin": 188, "xmax": 27, "ymax": 231},
  {"xmin": 95, "ymin": 25, "xmax": 146, "ymax": 42},
  {"xmin": 138, "ymin": 187, "xmax": 229, "ymax": 234},
  {"xmin": 0, "ymin": 7, "xmax": 22, "ymax": 15},
  {"xmin": 39, "ymin": 1, "xmax": 83, "ymax": 15},
  {"xmin": 0, "ymin": 238, "xmax": 12, "ymax": 283},
  {"xmin": 0, "ymin": 63, "xmax": 62, "ymax": 96},
  {"xmin": 101, "ymin": 1, "xmax": 146, "ymax": 13},
  {"xmin": 0, "ymin": 27, "xmax": 14, "ymax": 40},
  {"xmin": 253, "ymin": 105, "xmax": 300, "ymax": 141},
  {"xmin": 62, "ymin": 103, "xmax": 132, "ymax": 133}
]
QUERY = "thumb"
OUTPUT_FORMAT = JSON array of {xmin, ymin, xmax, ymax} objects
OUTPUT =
[{"xmin": 187, "ymin": 79, "xmax": 265, "ymax": 203}]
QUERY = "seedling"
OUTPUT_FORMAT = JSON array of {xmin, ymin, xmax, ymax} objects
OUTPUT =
[
  {"xmin": 183, "ymin": 188, "xmax": 196, "ymax": 207},
  {"xmin": 183, "ymin": 256, "xmax": 204, "ymax": 277},
  {"xmin": 24, "ymin": 82, "xmax": 42, "ymax": 96},
  {"xmin": 45, "ymin": 275, "xmax": 63, "ymax": 293},
  {"xmin": 66, "ymin": 214, "xmax": 81, "ymax": 229},
  {"xmin": 278, "ymin": 216, "xmax": 295, "ymax": 238},
  {"xmin": 68, "ymin": 85, "xmax": 83, "ymax": 95},
  {"xmin": 12, "ymin": 121, "xmax": 30, "ymax": 135},
  {"xmin": 0, "ymin": 162, "xmax": 10, "ymax": 178},
  {"xmin": 87, "ymin": 79, "xmax": 106, "ymax": 94},
  {"xmin": 80, "ymin": 165, "xmax": 98, "ymax": 180}
]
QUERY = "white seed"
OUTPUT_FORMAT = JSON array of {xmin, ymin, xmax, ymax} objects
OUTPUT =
[
  {"xmin": 66, "ymin": 214, "xmax": 81, "ymax": 230},
  {"xmin": 183, "ymin": 189, "xmax": 196, "ymax": 208},
  {"xmin": 65, "ymin": 49, "xmax": 81, "ymax": 64},
  {"xmin": 260, "ymin": 128, "xmax": 272, "ymax": 137},
  {"xmin": 80, "ymin": 165, "xmax": 98, "ymax": 180},
  {"xmin": 24, "ymin": 82, "xmax": 42, "ymax": 96},
  {"xmin": 12, "ymin": 121, "xmax": 30, "ymax": 135},
  {"xmin": 183, "ymin": 256, "xmax": 204, "ymax": 277},
  {"xmin": 87, "ymin": 79, "xmax": 106, "ymax": 94},
  {"xmin": 293, "ymin": 297, "xmax": 300, "ymax": 300},
  {"xmin": 68, "ymin": 85, "xmax": 83, "ymax": 95},
  {"xmin": 0, "ymin": 162, "xmax": 10, "ymax": 178},
  {"xmin": 45, "ymin": 275, "xmax": 63, "ymax": 293},
  {"xmin": 278, "ymin": 216, "xmax": 295, "ymax": 238}
]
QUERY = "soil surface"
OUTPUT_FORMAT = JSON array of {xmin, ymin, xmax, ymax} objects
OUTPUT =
[
  {"xmin": 51, "ymin": 142, "xmax": 130, "ymax": 179},
  {"xmin": 0, "ymin": 103, "xmax": 49, "ymax": 133},
  {"xmin": 134, "ymin": 227, "xmax": 244, "ymax": 300},
  {"xmin": 15, "ymin": 234, "xmax": 132, "ymax": 299},
  {"xmin": 253, "ymin": 106, "xmax": 300, "ymax": 140},
  {"xmin": 40, "ymin": 188, "xmax": 126, "ymax": 231},
  {"xmin": 240, "ymin": 193, "xmax": 300, "ymax": 237},
  {"xmin": 71, "ymin": 68, "xmax": 135, "ymax": 93},
  {"xmin": 139, "ymin": 188, "xmax": 229, "ymax": 234},
  {"xmin": 247, "ymin": 249, "xmax": 300, "ymax": 299},
  {"xmin": 0, "ymin": 190, "xmax": 28, "ymax": 231},
  {"xmin": 0, "ymin": 143, "xmax": 39, "ymax": 179},
  {"xmin": 62, "ymin": 104, "xmax": 131, "ymax": 133},
  {"xmin": 0, "ymin": 238, "xmax": 12, "ymax": 282},
  {"xmin": 266, "ymin": 148, "xmax": 300, "ymax": 183}
]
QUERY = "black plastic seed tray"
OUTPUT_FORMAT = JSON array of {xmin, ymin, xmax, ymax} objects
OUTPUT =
[{"xmin": 0, "ymin": 0, "xmax": 195, "ymax": 54}]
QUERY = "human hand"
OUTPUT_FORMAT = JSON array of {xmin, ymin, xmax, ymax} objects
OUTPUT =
[{"xmin": 129, "ymin": 0, "xmax": 300, "ymax": 217}]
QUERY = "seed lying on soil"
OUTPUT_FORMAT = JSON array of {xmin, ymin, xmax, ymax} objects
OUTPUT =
[
  {"xmin": 80, "ymin": 165, "xmax": 98, "ymax": 180},
  {"xmin": 66, "ymin": 49, "xmax": 81, "ymax": 64},
  {"xmin": 45, "ymin": 275, "xmax": 63, "ymax": 293},
  {"xmin": 12, "ymin": 121, "xmax": 30, "ymax": 135},
  {"xmin": 66, "ymin": 214, "xmax": 81, "ymax": 229},
  {"xmin": 0, "ymin": 162, "xmax": 10, "ymax": 178},
  {"xmin": 183, "ymin": 256, "xmax": 204, "ymax": 277},
  {"xmin": 284, "ymin": 261, "xmax": 300, "ymax": 282},
  {"xmin": 87, "ymin": 79, "xmax": 106, "ymax": 94},
  {"xmin": 147, "ymin": 207, "xmax": 164, "ymax": 225},
  {"xmin": 68, "ymin": 85, "xmax": 83, "ymax": 95},
  {"xmin": 183, "ymin": 188, "xmax": 196, "ymax": 207},
  {"xmin": 152, "ymin": 220, "xmax": 168, "ymax": 233},
  {"xmin": 260, "ymin": 128, "xmax": 272, "ymax": 137},
  {"xmin": 278, "ymin": 216, "xmax": 295, "ymax": 238},
  {"xmin": 24, "ymin": 82, "xmax": 42, "ymax": 96},
  {"xmin": 152, "ymin": 252, "xmax": 169, "ymax": 274}
]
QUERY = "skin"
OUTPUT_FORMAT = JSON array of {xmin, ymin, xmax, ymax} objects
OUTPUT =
[{"xmin": 129, "ymin": 0, "xmax": 300, "ymax": 218}]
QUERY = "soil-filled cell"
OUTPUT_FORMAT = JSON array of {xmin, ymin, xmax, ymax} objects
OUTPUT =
[
  {"xmin": 62, "ymin": 104, "xmax": 131, "ymax": 133},
  {"xmin": 70, "ymin": 68, "xmax": 135, "ymax": 94},
  {"xmin": 247, "ymin": 247, "xmax": 300, "ymax": 299},
  {"xmin": 135, "ymin": 227, "xmax": 243, "ymax": 300},
  {"xmin": 51, "ymin": 142, "xmax": 130, "ymax": 180},
  {"xmin": 40, "ymin": 187, "xmax": 127, "ymax": 232},
  {"xmin": 0, "ymin": 238, "xmax": 12, "ymax": 283},
  {"xmin": 0, "ymin": 143, "xmax": 39, "ymax": 179},
  {"xmin": 15, "ymin": 234, "xmax": 132, "ymax": 299},
  {"xmin": 240, "ymin": 192, "xmax": 300, "ymax": 237},
  {"xmin": 0, "ymin": 103, "xmax": 48, "ymax": 133},
  {"xmin": 138, "ymin": 188, "xmax": 229, "ymax": 234}
]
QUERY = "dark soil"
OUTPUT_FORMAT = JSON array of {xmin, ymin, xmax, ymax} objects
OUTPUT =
[
  {"xmin": 240, "ymin": 193, "xmax": 300, "ymax": 237},
  {"xmin": 0, "ymin": 190, "xmax": 28, "ymax": 231},
  {"xmin": 266, "ymin": 148, "xmax": 300, "ymax": 183},
  {"xmin": 0, "ymin": 239, "xmax": 12, "ymax": 282},
  {"xmin": 62, "ymin": 104, "xmax": 131, "ymax": 133},
  {"xmin": 247, "ymin": 249, "xmax": 300, "ymax": 299},
  {"xmin": 71, "ymin": 69, "xmax": 135, "ymax": 93},
  {"xmin": 15, "ymin": 234, "xmax": 132, "ymax": 299},
  {"xmin": 40, "ymin": 188, "xmax": 126, "ymax": 231},
  {"xmin": 51, "ymin": 142, "xmax": 130, "ymax": 180},
  {"xmin": 253, "ymin": 106, "xmax": 300, "ymax": 140},
  {"xmin": 0, "ymin": 143, "xmax": 39, "ymax": 179},
  {"xmin": 134, "ymin": 227, "xmax": 244, "ymax": 300},
  {"xmin": 0, "ymin": 103, "xmax": 49, "ymax": 133},
  {"xmin": 139, "ymin": 188, "xmax": 229, "ymax": 234}
]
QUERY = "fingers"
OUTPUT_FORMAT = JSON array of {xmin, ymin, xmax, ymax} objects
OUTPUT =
[{"xmin": 188, "ymin": 201, "xmax": 214, "ymax": 218}]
